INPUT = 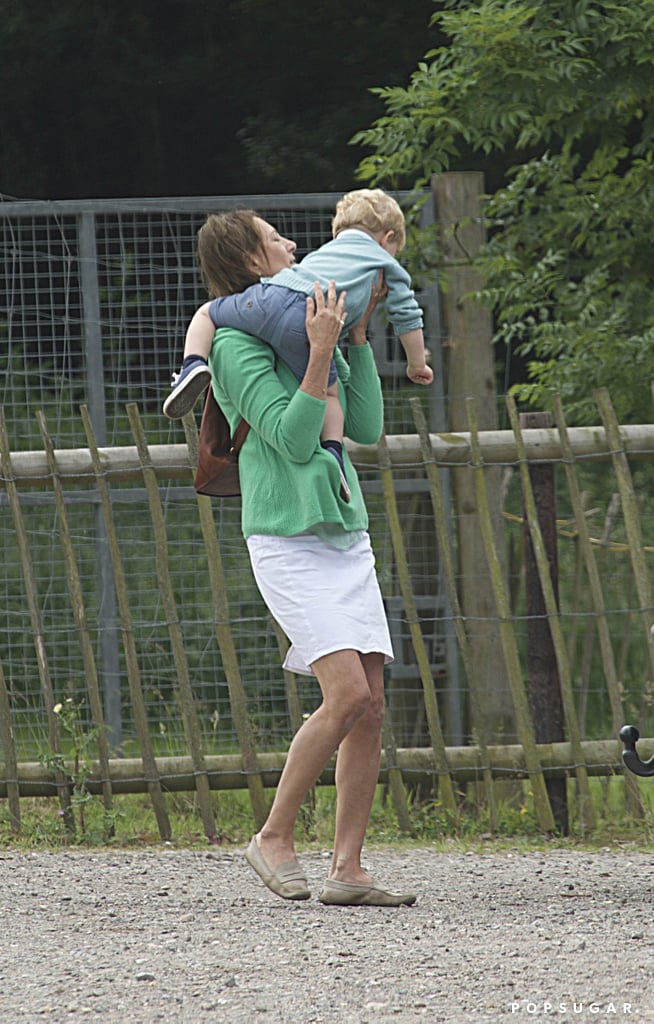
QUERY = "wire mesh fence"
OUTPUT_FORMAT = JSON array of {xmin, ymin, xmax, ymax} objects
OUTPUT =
[
  {"xmin": 3, "ymin": 404, "xmax": 654, "ymax": 841},
  {"xmin": 1, "ymin": 192, "xmax": 457, "ymax": 762},
  {"xmin": 2, "ymin": 191, "xmax": 654, "ymax": 831},
  {"xmin": 1, "ymin": 194, "xmax": 442, "ymax": 449}
]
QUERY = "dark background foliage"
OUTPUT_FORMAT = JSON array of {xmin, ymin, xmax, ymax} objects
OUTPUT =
[{"xmin": 0, "ymin": 0, "xmax": 442, "ymax": 199}]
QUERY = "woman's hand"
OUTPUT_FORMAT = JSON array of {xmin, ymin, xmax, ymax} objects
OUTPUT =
[
  {"xmin": 305, "ymin": 280, "xmax": 347, "ymax": 355},
  {"xmin": 301, "ymin": 281, "xmax": 346, "ymax": 399},
  {"xmin": 348, "ymin": 272, "xmax": 387, "ymax": 346}
]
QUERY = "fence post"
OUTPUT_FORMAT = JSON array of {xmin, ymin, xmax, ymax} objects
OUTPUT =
[
  {"xmin": 0, "ymin": 657, "xmax": 20, "ymax": 833},
  {"xmin": 519, "ymin": 411, "xmax": 569, "ymax": 834},
  {"xmin": 507, "ymin": 399, "xmax": 595, "ymax": 831},
  {"xmin": 411, "ymin": 397, "xmax": 497, "ymax": 829},
  {"xmin": 0, "ymin": 408, "xmax": 75, "ymax": 833},
  {"xmin": 594, "ymin": 388, "xmax": 654, "ymax": 725},
  {"xmin": 127, "ymin": 404, "xmax": 217, "ymax": 840},
  {"xmin": 80, "ymin": 405, "xmax": 172, "ymax": 841},
  {"xmin": 552, "ymin": 396, "xmax": 644, "ymax": 817},
  {"xmin": 378, "ymin": 433, "xmax": 458, "ymax": 815},
  {"xmin": 37, "ymin": 409, "xmax": 115, "ymax": 832},
  {"xmin": 432, "ymin": 171, "xmax": 514, "ymax": 743},
  {"xmin": 181, "ymin": 413, "xmax": 269, "ymax": 832},
  {"xmin": 467, "ymin": 398, "xmax": 556, "ymax": 833},
  {"xmin": 78, "ymin": 211, "xmax": 122, "ymax": 748}
]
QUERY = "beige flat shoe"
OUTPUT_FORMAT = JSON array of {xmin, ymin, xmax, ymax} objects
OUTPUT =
[
  {"xmin": 318, "ymin": 877, "xmax": 417, "ymax": 907},
  {"xmin": 244, "ymin": 837, "xmax": 311, "ymax": 901}
]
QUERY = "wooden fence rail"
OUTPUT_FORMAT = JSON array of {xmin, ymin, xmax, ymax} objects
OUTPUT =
[
  {"xmin": 1, "ymin": 400, "xmax": 654, "ymax": 839},
  {"xmin": 4, "ymin": 423, "xmax": 654, "ymax": 487},
  {"xmin": 3, "ymin": 737, "xmax": 652, "ymax": 798}
]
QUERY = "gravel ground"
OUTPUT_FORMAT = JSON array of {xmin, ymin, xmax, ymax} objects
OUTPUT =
[{"xmin": 1, "ymin": 845, "xmax": 653, "ymax": 1023}]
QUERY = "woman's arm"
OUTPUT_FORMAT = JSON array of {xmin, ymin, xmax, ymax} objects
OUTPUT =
[
  {"xmin": 212, "ymin": 336, "xmax": 323, "ymax": 463},
  {"xmin": 342, "ymin": 346, "xmax": 384, "ymax": 444},
  {"xmin": 343, "ymin": 276, "xmax": 386, "ymax": 444}
]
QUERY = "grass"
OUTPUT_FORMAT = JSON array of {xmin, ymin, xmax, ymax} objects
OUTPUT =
[{"xmin": 2, "ymin": 775, "xmax": 654, "ymax": 853}]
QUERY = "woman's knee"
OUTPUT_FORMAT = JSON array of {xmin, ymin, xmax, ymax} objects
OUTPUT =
[
  {"xmin": 361, "ymin": 691, "xmax": 385, "ymax": 733},
  {"xmin": 339, "ymin": 684, "xmax": 373, "ymax": 731},
  {"xmin": 342, "ymin": 685, "xmax": 386, "ymax": 737},
  {"xmin": 313, "ymin": 650, "xmax": 382, "ymax": 730}
]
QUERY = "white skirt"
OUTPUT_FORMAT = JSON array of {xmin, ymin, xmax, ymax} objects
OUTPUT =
[{"xmin": 246, "ymin": 531, "xmax": 394, "ymax": 676}]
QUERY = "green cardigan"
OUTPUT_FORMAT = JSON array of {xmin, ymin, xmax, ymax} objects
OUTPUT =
[{"xmin": 208, "ymin": 328, "xmax": 384, "ymax": 538}]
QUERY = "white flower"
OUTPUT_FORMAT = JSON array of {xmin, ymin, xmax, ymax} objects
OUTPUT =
[{"xmin": 53, "ymin": 703, "xmax": 63, "ymax": 714}]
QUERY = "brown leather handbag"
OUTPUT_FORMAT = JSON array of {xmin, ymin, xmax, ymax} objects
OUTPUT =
[{"xmin": 193, "ymin": 387, "xmax": 250, "ymax": 498}]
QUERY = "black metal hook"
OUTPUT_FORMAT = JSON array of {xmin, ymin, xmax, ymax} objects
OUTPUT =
[{"xmin": 619, "ymin": 725, "xmax": 654, "ymax": 778}]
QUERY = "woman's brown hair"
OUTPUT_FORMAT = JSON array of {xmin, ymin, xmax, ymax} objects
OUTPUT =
[{"xmin": 197, "ymin": 209, "xmax": 263, "ymax": 297}]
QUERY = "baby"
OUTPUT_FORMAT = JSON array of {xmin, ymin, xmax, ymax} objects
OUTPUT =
[{"xmin": 164, "ymin": 188, "xmax": 433, "ymax": 500}]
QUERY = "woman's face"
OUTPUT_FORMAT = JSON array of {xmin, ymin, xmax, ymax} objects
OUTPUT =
[{"xmin": 250, "ymin": 218, "xmax": 297, "ymax": 277}]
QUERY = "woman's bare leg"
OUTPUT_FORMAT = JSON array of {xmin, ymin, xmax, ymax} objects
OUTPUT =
[
  {"xmin": 328, "ymin": 652, "xmax": 385, "ymax": 884},
  {"xmin": 254, "ymin": 649, "xmax": 373, "ymax": 870}
]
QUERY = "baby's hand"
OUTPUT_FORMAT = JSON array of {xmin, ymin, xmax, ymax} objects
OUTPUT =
[{"xmin": 407, "ymin": 363, "xmax": 434, "ymax": 386}]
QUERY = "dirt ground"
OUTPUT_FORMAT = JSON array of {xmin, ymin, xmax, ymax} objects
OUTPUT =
[{"xmin": 1, "ymin": 845, "xmax": 652, "ymax": 1024}]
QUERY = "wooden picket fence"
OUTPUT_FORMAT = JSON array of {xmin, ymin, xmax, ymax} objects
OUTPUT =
[{"xmin": 1, "ymin": 389, "xmax": 654, "ymax": 840}]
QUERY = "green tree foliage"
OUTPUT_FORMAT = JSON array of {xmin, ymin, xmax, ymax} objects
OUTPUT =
[{"xmin": 353, "ymin": 0, "xmax": 654, "ymax": 424}]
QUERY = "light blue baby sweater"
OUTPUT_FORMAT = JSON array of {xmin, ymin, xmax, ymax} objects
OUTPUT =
[{"xmin": 263, "ymin": 228, "xmax": 423, "ymax": 337}]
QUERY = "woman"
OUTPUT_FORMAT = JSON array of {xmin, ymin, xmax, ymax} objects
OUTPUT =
[{"xmin": 199, "ymin": 209, "xmax": 416, "ymax": 907}]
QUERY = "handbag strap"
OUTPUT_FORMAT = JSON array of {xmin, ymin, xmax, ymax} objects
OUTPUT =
[{"xmin": 230, "ymin": 417, "xmax": 250, "ymax": 455}]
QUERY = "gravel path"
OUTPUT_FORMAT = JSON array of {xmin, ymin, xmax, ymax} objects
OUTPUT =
[{"xmin": 1, "ymin": 845, "xmax": 653, "ymax": 1023}]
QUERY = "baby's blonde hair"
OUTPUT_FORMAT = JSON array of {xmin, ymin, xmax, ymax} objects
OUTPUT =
[{"xmin": 331, "ymin": 188, "xmax": 406, "ymax": 250}]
